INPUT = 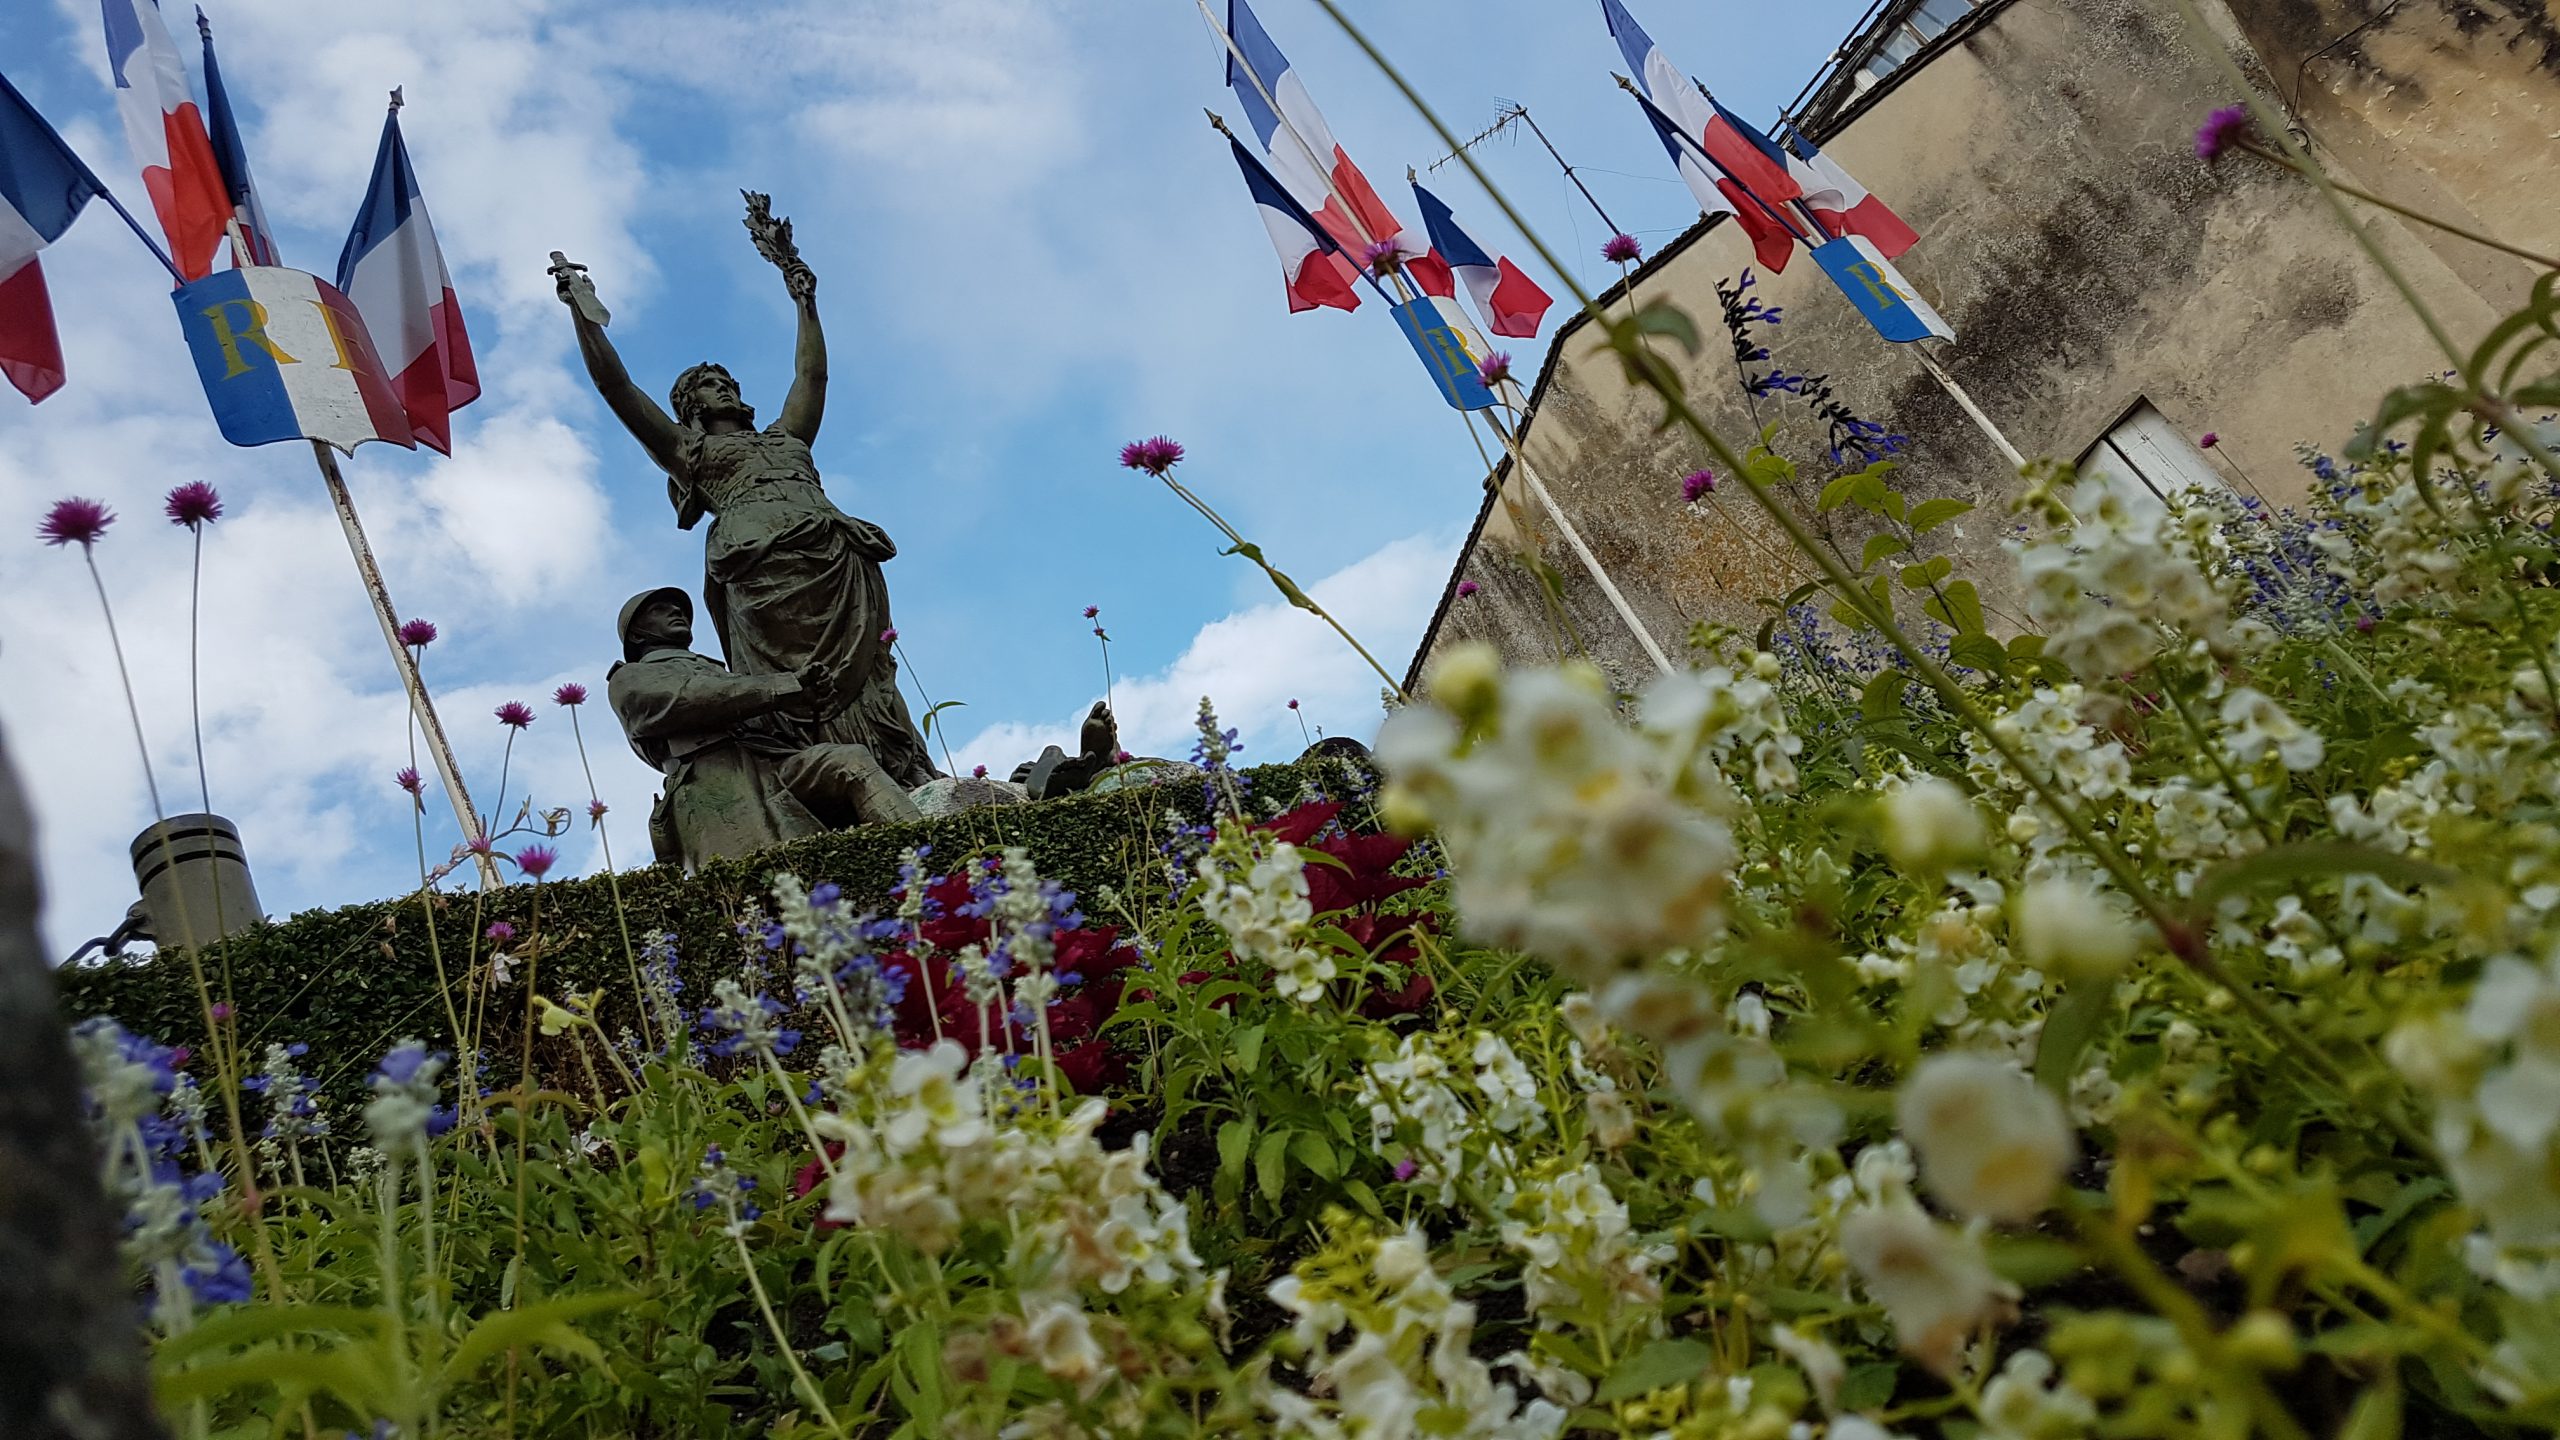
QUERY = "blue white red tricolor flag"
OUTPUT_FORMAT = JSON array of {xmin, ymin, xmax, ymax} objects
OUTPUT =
[
  {"xmin": 0, "ymin": 72, "xmax": 108, "ymax": 402},
  {"xmin": 1408, "ymin": 182, "xmax": 1551, "ymax": 340},
  {"xmin": 1226, "ymin": 138, "xmax": 1360, "ymax": 314},
  {"xmin": 1602, "ymin": 0, "xmax": 1801, "ymax": 207},
  {"xmin": 195, "ymin": 7, "xmax": 275, "ymax": 266},
  {"xmin": 173, "ymin": 264, "xmax": 416, "ymax": 452},
  {"xmin": 1222, "ymin": 0, "xmax": 1415, "ymax": 267},
  {"xmin": 1624, "ymin": 84, "xmax": 1799, "ymax": 273},
  {"xmin": 1783, "ymin": 131, "xmax": 1920, "ymax": 260},
  {"xmin": 336, "ymin": 105, "xmax": 478, "ymax": 454},
  {"xmin": 100, "ymin": 0, "xmax": 229, "ymax": 279}
]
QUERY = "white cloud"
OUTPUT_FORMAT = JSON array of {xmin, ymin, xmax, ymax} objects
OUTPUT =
[{"xmin": 951, "ymin": 526, "xmax": 1461, "ymax": 779}]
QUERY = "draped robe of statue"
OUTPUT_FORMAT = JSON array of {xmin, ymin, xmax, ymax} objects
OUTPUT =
[{"xmin": 666, "ymin": 425, "xmax": 937, "ymax": 788}]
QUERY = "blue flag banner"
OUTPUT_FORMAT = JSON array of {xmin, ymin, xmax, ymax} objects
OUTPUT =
[
  {"xmin": 173, "ymin": 266, "xmax": 417, "ymax": 453},
  {"xmin": 1392, "ymin": 295, "xmax": 1498, "ymax": 411},
  {"xmin": 1812, "ymin": 236, "xmax": 1954, "ymax": 344}
]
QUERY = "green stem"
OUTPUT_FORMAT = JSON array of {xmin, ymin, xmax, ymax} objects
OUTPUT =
[
  {"xmin": 728, "ymin": 1218, "xmax": 849, "ymax": 1438},
  {"xmin": 2231, "ymin": 140, "xmax": 2560, "ymax": 272},
  {"xmin": 1157, "ymin": 473, "xmax": 1410, "ymax": 702}
]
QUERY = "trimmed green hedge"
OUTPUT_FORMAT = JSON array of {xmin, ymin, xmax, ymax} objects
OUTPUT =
[{"xmin": 54, "ymin": 756, "xmax": 1366, "ymax": 1097}]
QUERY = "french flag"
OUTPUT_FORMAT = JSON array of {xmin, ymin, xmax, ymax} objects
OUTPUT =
[
  {"xmin": 100, "ymin": 0, "xmax": 229, "ymax": 280},
  {"xmin": 1625, "ymin": 83, "xmax": 1798, "ymax": 274},
  {"xmin": 1408, "ymin": 182, "xmax": 1551, "ymax": 340},
  {"xmin": 0, "ymin": 73, "xmax": 107, "ymax": 403},
  {"xmin": 1227, "ymin": 137, "xmax": 1360, "ymax": 314},
  {"xmin": 195, "ymin": 8, "xmax": 276, "ymax": 266},
  {"xmin": 1223, "ymin": 0, "xmax": 1415, "ymax": 265},
  {"xmin": 1601, "ymin": 0, "xmax": 1801, "ymax": 208},
  {"xmin": 336, "ymin": 105, "xmax": 478, "ymax": 455},
  {"xmin": 1783, "ymin": 130, "xmax": 1920, "ymax": 260}
]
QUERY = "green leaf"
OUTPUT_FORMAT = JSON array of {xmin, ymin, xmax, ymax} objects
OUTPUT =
[
  {"xmin": 1881, "ymin": 487, "xmax": 1906, "ymax": 522},
  {"xmin": 1948, "ymin": 634, "xmax": 2008, "ymax": 675},
  {"xmin": 1898, "ymin": 555, "xmax": 1953, "ymax": 591},
  {"xmin": 1838, "ymin": 1364, "xmax": 1898, "ymax": 1411},
  {"xmin": 1629, "ymin": 299, "xmax": 1702, "ymax": 355},
  {"xmin": 1254, "ymin": 1129, "xmax": 1292, "ymax": 1203},
  {"xmin": 442, "ymin": 1291, "xmax": 636, "ymax": 1383},
  {"xmin": 1908, "ymin": 497, "xmax": 1974, "ymax": 534},
  {"xmin": 1860, "ymin": 670, "xmax": 1907, "ymax": 723},
  {"xmin": 1859, "ymin": 533, "xmax": 1909, "ymax": 571},
  {"xmin": 2187, "ymin": 842, "xmax": 2460, "ymax": 915},
  {"xmin": 1922, "ymin": 579, "xmax": 1985, "ymax": 635},
  {"xmin": 1291, "ymin": 1131, "xmax": 1342, "ymax": 1181},
  {"xmin": 1818, "ymin": 475, "xmax": 1863, "ymax": 514},
  {"xmin": 2340, "ymin": 1374, "xmax": 2402, "ymax": 1440},
  {"xmin": 155, "ymin": 1344, "xmax": 392, "ymax": 1413},
  {"xmin": 1216, "ymin": 1118, "xmax": 1251, "ymax": 1180},
  {"xmin": 2033, "ymin": 980, "xmax": 2114, "ymax": 1098},
  {"xmin": 152, "ymin": 1304, "xmax": 389, "ymax": 1371},
  {"xmin": 1230, "ymin": 1024, "xmax": 1265, "ymax": 1077},
  {"xmin": 1594, "ymin": 1338, "xmax": 1717, "ymax": 1403},
  {"xmin": 1986, "ymin": 1235, "xmax": 2085, "ymax": 1288}
]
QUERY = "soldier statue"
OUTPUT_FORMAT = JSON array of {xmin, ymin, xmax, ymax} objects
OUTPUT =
[{"xmin": 555, "ymin": 193, "xmax": 939, "ymax": 796}]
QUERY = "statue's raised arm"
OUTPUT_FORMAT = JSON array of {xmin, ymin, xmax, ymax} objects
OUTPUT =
[
  {"xmin": 550, "ymin": 252, "xmax": 686, "ymax": 474},
  {"xmin": 745, "ymin": 191, "xmax": 826, "ymax": 444}
]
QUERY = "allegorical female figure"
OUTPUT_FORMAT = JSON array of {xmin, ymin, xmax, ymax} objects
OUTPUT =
[{"xmin": 553, "ymin": 195, "xmax": 938, "ymax": 789}]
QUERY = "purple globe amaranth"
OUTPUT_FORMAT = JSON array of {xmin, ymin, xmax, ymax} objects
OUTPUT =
[
  {"xmin": 164, "ymin": 482, "xmax": 224, "ymax": 529},
  {"xmin": 587, "ymin": 799, "xmax": 608, "ymax": 822},
  {"xmin": 1083, "ymin": 605, "xmax": 1099, "ymax": 619},
  {"xmin": 38, "ymin": 496, "xmax": 114, "ymax": 549},
  {"xmin": 1682, "ymin": 468, "xmax": 1717, "ymax": 502},
  {"xmin": 880, "ymin": 626, "xmax": 898, "ymax": 645},
  {"xmin": 485, "ymin": 921, "xmax": 516, "ymax": 944},
  {"xmin": 395, "ymin": 766, "xmax": 424, "ymax": 797},
  {"xmin": 1602, "ymin": 233, "xmax": 1643, "ymax": 264},
  {"xmin": 1359, "ymin": 239, "xmax": 1400, "ymax": 273},
  {"xmin": 1119, "ymin": 435, "xmax": 1184, "ymax": 477},
  {"xmin": 2195, "ymin": 105, "xmax": 2252, "ymax": 161},
  {"xmin": 1456, "ymin": 580, "xmax": 1480, "ymax": 598},
  {"xmin": 494, "ymin": 700, "xmax": 536, "ymax": 729},
  {"xmin": 553, "ymin": 682, "xmax": 588, "ymax": 706},
  {"xmin": 2199, "ymin": 432, "xmax": 2220, "ymax": 449},
  {"xmin": 397, "ymin": 618, "xmax": 438, "ymax": 649},
  {"xmin": 516, "ymin": 844, "xmax": 559, "ymax": 880},
  {"xmin": 1477, "ymin": 351, "xmax": 1513, "ymax": 387}
]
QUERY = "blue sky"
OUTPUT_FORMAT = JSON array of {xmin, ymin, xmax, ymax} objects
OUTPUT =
[{"xmin": 1, "ymin": 0, "xmax": 1875, "ymax": 956}]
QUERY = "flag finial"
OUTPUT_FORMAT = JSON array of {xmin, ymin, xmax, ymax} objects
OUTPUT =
[
  {"xmin": 1204, "ymin": 108, "xmax": 1234, "ymax": 138},
  {"xmin": 195, "ymin": 6, "xmax": 211, "ymax": 39},
  {"xmin": 388, "ymin": 86, "xmax": 404, "ymax": 112}
]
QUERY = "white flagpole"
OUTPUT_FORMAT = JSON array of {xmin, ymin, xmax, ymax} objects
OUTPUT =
[
  {"xmin": 1198, "ymin": 9, "xmax": 1677, "ymax": 670},
  {"xmin": 221, "ymin": 90, "xmax": 499, "ymax": 888}
]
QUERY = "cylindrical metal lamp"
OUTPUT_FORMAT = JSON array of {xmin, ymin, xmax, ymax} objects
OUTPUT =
[{"xmin": 128, "ymin": 814, "xmax": 262, "ymax": 953}]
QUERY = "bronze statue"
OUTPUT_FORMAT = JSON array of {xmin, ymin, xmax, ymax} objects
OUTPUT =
[
  {"xmin": 556, "ymin": 193, "xmax": 938, "ymax": 792},
  {"xmin": 607, "ymin": 587, "xmax": 921, "ymax": 870}
]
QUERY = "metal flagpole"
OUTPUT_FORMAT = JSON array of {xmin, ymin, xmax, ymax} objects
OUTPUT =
[
  {"xmin": 222, "ymin": 89, "xmax": 499, "ymax": 887},
  {"xmin": 1913, "ymin": 345, "xmax": 2026, "ymax": 469},
  {"xmin": 1481, "ymin": 412, "xmax": 1675, "ymax": 673},
  {"xmin": 1197, "ymin": 7, "xmax": 1677, "ymax": 669}
]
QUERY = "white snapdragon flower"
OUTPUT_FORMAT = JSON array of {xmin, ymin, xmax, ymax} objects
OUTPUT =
[
  {"xmin": 1839, "ymin": 1198, "xmax": 2020, "ymax": 1377},
  {"xmin": 1977, "ymin": 1350, "xmax": 2098, "ymax": 1439},
  {"xmin": 2219, "ymin": 686, "xmax": 2325, "ymax": 771},
  {"xmin": 1897, "ymin": 1054, "xmax": 2075, "ymax": 1224},
  {"xmin": 1471, "ymin": 1031, "xmax": 1547, "ymax": 1136},
  {"xmin": 2389, "ymin": 948, "xmax": 2560, "ymax": 1297},
  {"xmin": 1877, "ymin": 775, "xmax": 1986, "ymax": 875},
  {"xmin": 1197, "ymin": 839, "xmax": 1336, "ymax": 1003},
  {"xmin": 2012, "ymin": 875, "xmax": 2142, "ymax": 979},
  {"xmin": 1021, "ymin": 1297, "xmax": 1105, "ymax": 1384},
  {"xmin": 2008, "ymin": 471, "xmax": 2232, "ymax": 680}
]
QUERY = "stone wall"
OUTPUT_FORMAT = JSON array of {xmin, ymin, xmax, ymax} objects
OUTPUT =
[{"xmin": 1412, "ymin": 0, "xmax": 2555, "ymax": 688}]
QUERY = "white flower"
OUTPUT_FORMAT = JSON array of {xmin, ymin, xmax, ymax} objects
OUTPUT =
[
  {"xmin": 1021, "ymin": 1298, "xmax": 1104, "ymax": 1384},
  {"xmin": 1197, "ymin": 838, "xmax": 1336, "ymax": 1003},
  {"xmin": 1839, "ymin": 1198, "xmax": 2020, "ymax": 1377},
  {"xmin": 1897, "ymin": 1054, "xmax": 2075, "ymax": 1224},
  {"xmin": 1877, "ymin": 775, "xmax": 1986, "ymax": 875},
  {"xmin": 2220, "ymin": 687, "xmax": 2325, "ymax": 771},
  {"xmin": 2011, "ymin": 875, "xmax": 2142, "ymax": 979},
  {"xmin": 1977, "ymin": 1349, "xmax": 2098, "ymax": 1439}
]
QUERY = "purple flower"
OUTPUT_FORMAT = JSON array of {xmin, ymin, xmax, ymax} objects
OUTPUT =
[
  {"xmin": 880, "ymin": 627, "xmax": 898, "ymax": 645},
  {"xmin": 1681, "ymin": 468, "xmax": 1717, "ymax": 503},
  {"xmin": 1119, "ymin": 435, "xmax": 1185, "ymax": 477},
  {"xmin": 465, "ymin": 835, "xmax": 496, "ymax": 858},
  {"xmin": 1359, "ymin": 239, "xmax": 1400, "ymax": 273},
  {"xmin": 972, "ymin": 764, "xmax": 989, "ymax": 779},
  {"xmin": 495, "ymin": 701, "xmax": 535, "ymax": 729},
  {"xmin": 2199, "ymin": 432, "xmax": 2220, "ymax": 449},
  {"xmin": 2195, "ymin": 105, "xmax": 2252, "ymax": 161},
  {"xmin": 395, "ymin": 766, "xmax": 423, "ymax": 797},
  {"xmin": 1083, "ymin": 605, "xmax": 1099, "ymax": 619},
  {"xmin": 1393, "ymin": 1158, "xmax": 1418, "ymax": 1181},
  {"xmin": 209, "ymin": 1001, "xmax": 234, "ymax": 1022},
  {"xmin": 516, "ymin": 844, "xmax": 558, "ymax": 880},
  {"xmin": 1113, "ymin": 749, "xmax": 1132, "ymax": 763},
  {"xmin": 553, "ymin": 682, "xmax": 588, "ymax": 706},
  {"xmin": 1602, "ymin": 233, "xmax": 1643, "ymax": 264},
  {"xmin": 1457, "ymin": 580, "xmax": 1480, "ymax": 598},
  {"xmin": 1477, "ymin": 351, "xmax": 1513, "ymax": 387},
  {"xmin": 164, "ymin": 482, "xmax": 224, "ymax": 529},
  {"xmin": 587, "ymin": 799, "xmax": 608, "ymax": 822},
  {"xmin": 38, "ymin": 497, "xmax": 114, "ymax": 550},
  {"xmin": 485, "ymin": 921, "xmax": 516, "ymax": 944},
  {"xmin": 397, "ymin": 617, "xmax": 438, "ymax": 649},
  {"xmin": 1287, "ymin": 698, "xmax": 1300, "ymax": 710}
]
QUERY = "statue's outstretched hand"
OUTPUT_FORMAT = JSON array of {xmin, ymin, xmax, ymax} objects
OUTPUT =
[
  {"xmin": 793, "ymin": 661, "xmax": 845, "ymax": 716},
  {"xmin": 783, "ymin": 260, "xmax": 817, "ymax": 305}
]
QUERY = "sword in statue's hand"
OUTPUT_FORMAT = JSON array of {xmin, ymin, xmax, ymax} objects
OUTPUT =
[{"xmin": 548, "ymin": 251, "xmax": 610, "ymax": 327}]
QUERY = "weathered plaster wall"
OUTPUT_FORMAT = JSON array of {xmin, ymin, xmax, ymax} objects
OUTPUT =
[{"xmin": 1415, "ymin": 0, "xmax": 2549, "ymax": 688}]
